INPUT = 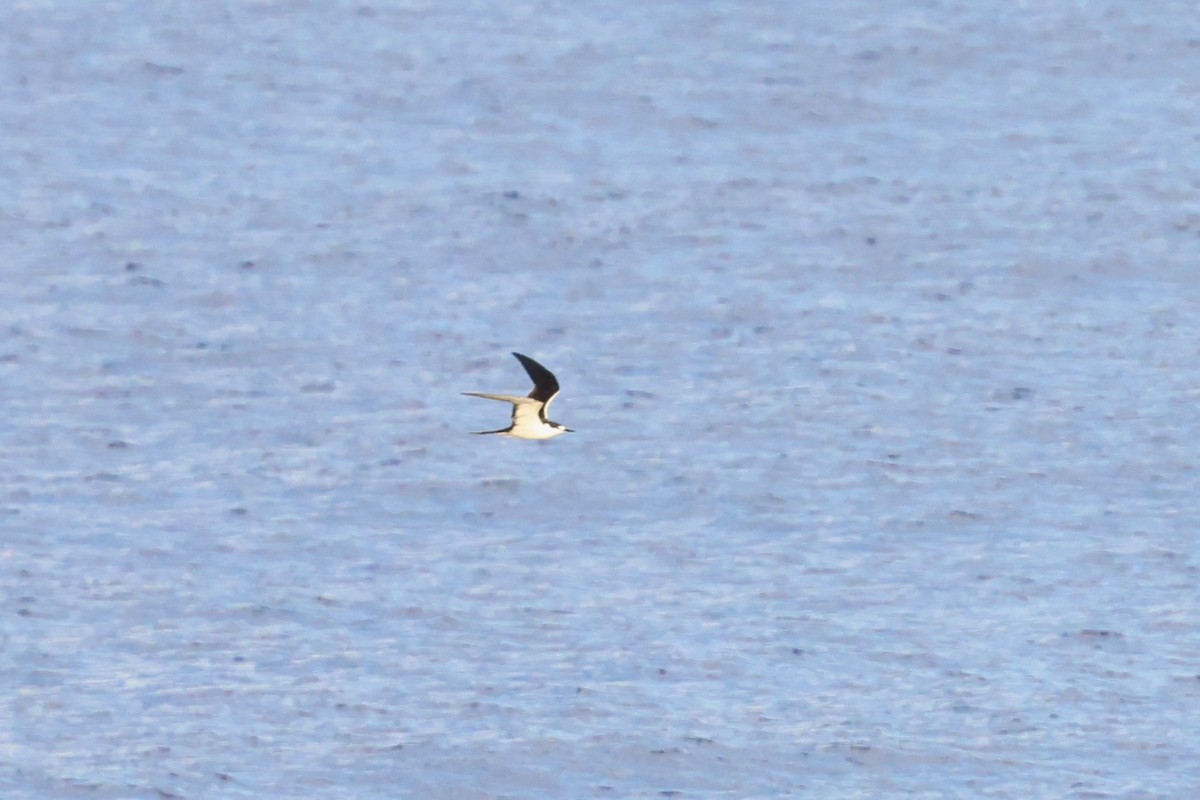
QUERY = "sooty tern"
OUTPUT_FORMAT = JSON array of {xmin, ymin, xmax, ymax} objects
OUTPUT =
[{"xmin": 463, "ymin": 352, "xmax": 574, "ymax": 439}]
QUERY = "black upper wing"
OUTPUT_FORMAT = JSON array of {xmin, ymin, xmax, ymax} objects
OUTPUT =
[{"xmin": 511, "ymin": 352, "xmax": 560, "ymax": 404}]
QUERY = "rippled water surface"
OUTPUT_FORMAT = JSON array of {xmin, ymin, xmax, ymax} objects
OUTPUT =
[{"xmin": 2, "ymin": 2, "xmax": 1198, "ymax": 798}]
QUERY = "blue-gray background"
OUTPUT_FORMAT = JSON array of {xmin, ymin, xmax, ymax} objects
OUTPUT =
[{"xmin": 2, "ymin": 1, "xmax": 1198, "ymax": 797}]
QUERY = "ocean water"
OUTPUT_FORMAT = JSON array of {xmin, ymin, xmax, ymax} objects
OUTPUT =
[{"xmin": 2, "ymin": 1, "xmax": 1198, "ymax": 797}]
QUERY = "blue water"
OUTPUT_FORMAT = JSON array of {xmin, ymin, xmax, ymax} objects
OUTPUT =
[{"xmin": 2, "ymin": 1, "xmax": 1198, "ymax": 797}]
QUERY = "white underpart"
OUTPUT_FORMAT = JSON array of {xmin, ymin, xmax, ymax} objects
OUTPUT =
[{"xmin": 462, "ymin": 392, "xmax": 567, "ymax": 439}]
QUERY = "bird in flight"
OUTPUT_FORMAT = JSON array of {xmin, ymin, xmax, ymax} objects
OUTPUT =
[{"xmin": 463, "ymin": 352, "xmax": 574, "ymax": 439}]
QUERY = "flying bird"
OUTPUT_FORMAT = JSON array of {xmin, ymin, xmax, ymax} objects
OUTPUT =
[{"xmin": 463, "ymin": 352, "xmax": 574, "ymax": 439}]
